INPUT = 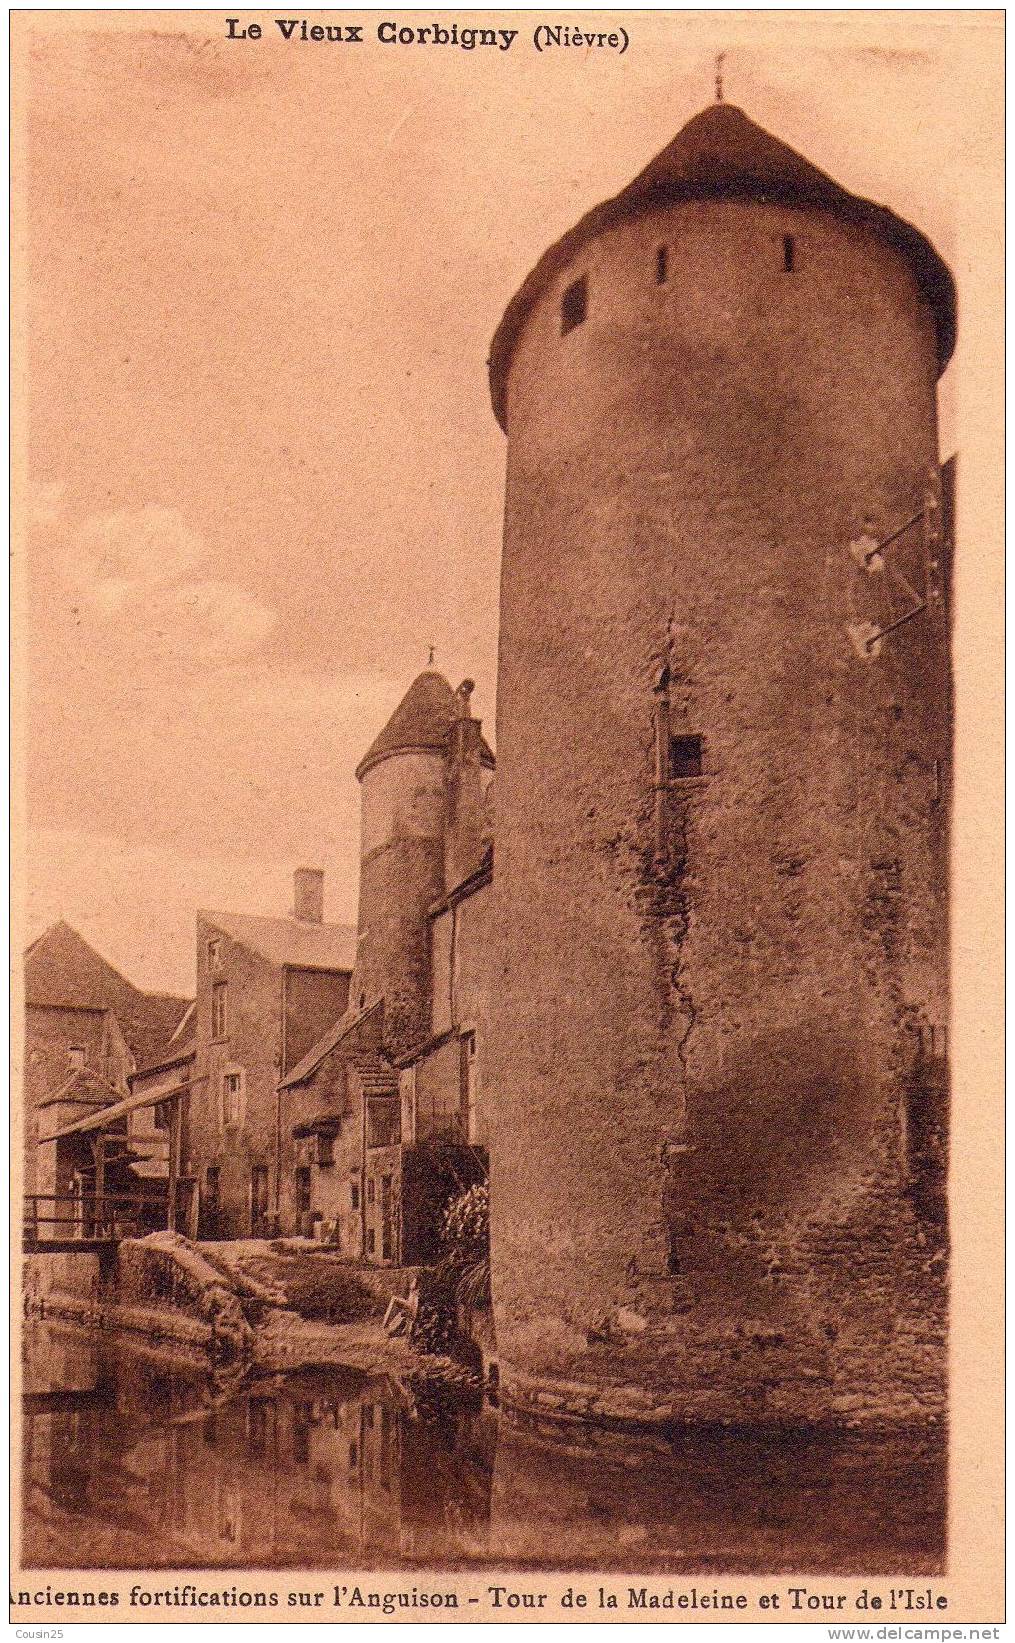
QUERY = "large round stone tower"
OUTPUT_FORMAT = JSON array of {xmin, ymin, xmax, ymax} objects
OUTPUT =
[{"xmin": 487, "ymin": 104, "xmax": 955, "ymax": 1423}]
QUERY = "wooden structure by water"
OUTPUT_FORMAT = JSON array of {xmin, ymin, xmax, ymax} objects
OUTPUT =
[{"xmin": 22, "ymin": 1191, "xmax": 154, "ymax": 1255}]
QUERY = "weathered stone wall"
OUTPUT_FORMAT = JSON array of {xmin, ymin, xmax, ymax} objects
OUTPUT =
[
  {"xmin": 23, "ymin": 1005, "xmax": 105, "ymax": 1195},
  {"xmin": 489, "ymin": 197, "xmax": 950, "ymax": 1421},
  {"xmin": 188, "ymin": 918, "xmax": 283, "ymax": 1238},
  {"xmin": 352, "ymin": 752, "xmax": 447, "ymax": 1058},
  {"xmin": 277, "ymin": 1013, "xmax": 387, "ymax": 1247},
  {"xmin": 283, "ymin": 965, "xmax": 351, "ymax": 1076},
  {"xmin": 24, "ymin": 1234, "xmax": 257, "ymax": 1364},
  {"xmin": 428, "ymin": 880, "xmax": 494, "ymax": 1143}
]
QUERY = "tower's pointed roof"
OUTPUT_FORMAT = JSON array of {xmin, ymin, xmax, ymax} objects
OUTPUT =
[
  {"xmin": 355, "ymin": 670, "xmax": 494, "ymax": 781},
  {"xmin": 489, "ymin": 102, "xmax": 956, "ymax": 430}
]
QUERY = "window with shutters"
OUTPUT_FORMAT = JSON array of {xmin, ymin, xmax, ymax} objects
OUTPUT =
[
  {"xmin": 222, "ymin": 1068, "xmax": 244, "ymax": 1127},
  {"xmin": 211, "ymin": 981, "xmax": 228, "ymax": 1039}
]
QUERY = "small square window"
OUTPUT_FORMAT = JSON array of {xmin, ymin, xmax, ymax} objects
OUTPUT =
[
  {"xmin": 561, "ymin": 275, "xmax": 587, "ymax": 336},
  {"xmin": 208, "ymin": 937, "xmax": 224, "ymax": 971},
  {"xmin": 669, "ymin": 735, "xmax": 703, "ymax": 779}
]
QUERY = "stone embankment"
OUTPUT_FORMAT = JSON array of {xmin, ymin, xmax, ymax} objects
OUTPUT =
[{"xmin": 27, "ymin": 1231, "xmax": 472, "ymax": 1383}]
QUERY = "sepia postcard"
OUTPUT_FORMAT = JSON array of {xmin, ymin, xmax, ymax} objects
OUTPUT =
[{"xmin": 10, "ymin": 6, "xmax": 1004, "ymax": 1625}]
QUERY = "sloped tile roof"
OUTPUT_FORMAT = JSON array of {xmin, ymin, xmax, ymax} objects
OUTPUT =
[
  {"xmin": 200, "ymin": 908, "xmax": 357, "ymax": 973},
  {"xmin": 25, "ymin": 920, "xmax": 192, "ymax": 1070},
  {"xmin": 278, "ymin": 1000, "xmax": 383, "ymax": 1090},
  {"xmin": 489, "ymin": 102, "xmax": 956, "ymax": 429}
]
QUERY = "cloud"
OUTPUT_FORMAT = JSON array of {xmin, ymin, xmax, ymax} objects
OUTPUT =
[
  {"xmin": 146, "ymin": 577, "xmax": 277, "ymax": 661},
  {"xmin": 24, "ymin": 481, "xmax": 388, "ymax": 877},
  {"xmin": 23, "ymin": 825, "xmax": 360, "ymax": 994},
  {"xmin": 36, "ymin": 494, "xmax": 277, "ymax": 663},
  {"xmin": 73, "ymin": 503, "xmax": 205, "ymax": 597}
]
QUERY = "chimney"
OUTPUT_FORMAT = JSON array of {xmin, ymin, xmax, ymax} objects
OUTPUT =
[
  {"xmin": 293, "ymin": 868, "xmax": 324, "ymax": 924},
  {"xmin": 444, "ymin": 682, "xmax": 491, "ymax": 890}
]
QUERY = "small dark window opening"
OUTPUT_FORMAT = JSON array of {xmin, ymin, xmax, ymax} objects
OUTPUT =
[
  {"xmin": 782, "ymin": 235, "xmax": 795, "ymax": 272},
  {"xmin": 669, "ymin": 734, "xmax": 703, "ymax": 779},
  {"xmin": 561, "ymin": 275, "xmax": 587, "ymax": 336},
  {"xmin": 317, "ymin": 1133, "xmax": 334, "ymax": 1168},
  {"xmin": 655, "ymin": 246, "xmax": 668, "ymax": 284},
  {"xmin": 350, "ymin": 1180, "xmax": 360, "ymax": 1211}
]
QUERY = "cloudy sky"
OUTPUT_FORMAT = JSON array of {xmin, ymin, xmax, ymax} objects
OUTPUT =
[{"xmin": 17, "ymin": 10, "xmax": 997, "ymax": 993}]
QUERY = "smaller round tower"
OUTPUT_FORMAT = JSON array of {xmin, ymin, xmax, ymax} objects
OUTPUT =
[{"xmin": 350, "ymin": 670, "xmax": 488, "ymax": 1057}]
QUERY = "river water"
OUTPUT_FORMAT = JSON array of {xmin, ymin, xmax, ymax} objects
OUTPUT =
[{"xmin": 21, "ymin": 1321, "xmax": 945, "ymax": 1573}]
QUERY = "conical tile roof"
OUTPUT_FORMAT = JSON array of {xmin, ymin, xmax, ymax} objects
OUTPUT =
[
  {"xmin": 355, "ymin": 671, "xmax": 494, "ymax": 780},
  {"xmin": 489, "ymin": 103, "xmax": 955, "ymax": 430}
]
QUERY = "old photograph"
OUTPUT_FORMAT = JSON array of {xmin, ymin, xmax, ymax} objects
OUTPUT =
[{"xmin": 11, "ymin": 6, "xmax": 1004, "ymax": 1618}]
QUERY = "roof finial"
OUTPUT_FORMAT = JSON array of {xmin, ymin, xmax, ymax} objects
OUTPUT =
[
  {"xmin": 427, "ymin": 643, "xmax": 436, "ymax": 667},
  {"xmin": 715, "ymin": 51, "xmax": 725, "ymax": 103}
]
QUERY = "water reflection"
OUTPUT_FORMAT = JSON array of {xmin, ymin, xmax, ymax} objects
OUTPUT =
[{"xmin": 21, "ymin": 1323, "xmax": 944, "ymax": 1573}]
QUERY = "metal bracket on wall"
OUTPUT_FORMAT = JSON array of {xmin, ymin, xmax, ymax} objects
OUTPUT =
[{"xmin": 846, "ymin": 472, "xmax": 943, "ymax": 660}]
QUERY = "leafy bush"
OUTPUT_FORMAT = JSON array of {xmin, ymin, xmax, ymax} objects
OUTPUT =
[
  {"xmin": 240, "ymin": 1254, "xmax": 381, "ymax": 1324},
  {"xmin": 282, "ymin": 1264, "xmax": 381, "ymax": 1324},
  {"xmin": 440, "ymin": 1182, "xmax": 491, "ymax": 1311},
  {"xmin": 443, "ymin": 1182, "xmax": 489, "ymax": 1250}
]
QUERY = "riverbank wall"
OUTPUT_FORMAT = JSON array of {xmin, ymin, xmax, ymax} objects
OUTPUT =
[
  {"xmin": 24, "ymin": 1233, "xmax": 257, "ymax": 1365},
  {"xmin": 22, "ymin": 1233, "xmax": 469, "ymax": 1383}
]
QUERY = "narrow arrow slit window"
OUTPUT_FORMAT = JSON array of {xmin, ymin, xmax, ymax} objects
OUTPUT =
[{"xmin": 561, "ymin": 275, "xmax": 587, "ymax": 335}]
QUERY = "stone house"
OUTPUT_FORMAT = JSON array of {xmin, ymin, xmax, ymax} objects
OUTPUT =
[
  {"xmin": 24, "ymin": 921, "xmax": 191, "ymax": 1205},
  {"xmin": 158, "ymin": 870, "xmax": 357, "ymax": 1239}
]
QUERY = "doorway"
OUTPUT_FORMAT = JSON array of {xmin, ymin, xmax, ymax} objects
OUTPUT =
[
  {"xmin": 250, "ymin": 1165, "xmax": 270, "ymax": 1237},
  {"xmin": 201, "ymin": 1166, "xmax": 221, "ymax": 1239},
  {"xmin": 380, "ymin": 1173, "xmax": 395, "ymax": 1264},
  {"xmin": 174, "ymin": 1177, "xmax": 198, "ymax": 1240},
  {"xmin": 294, "ymin": 1166, "xmax": 312, "ymax": 1236}
]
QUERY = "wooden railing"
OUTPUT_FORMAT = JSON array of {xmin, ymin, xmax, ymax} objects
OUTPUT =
[{"xmin": 23, "ymin": 1192, "xmax": 157, "ymax": 1247}]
